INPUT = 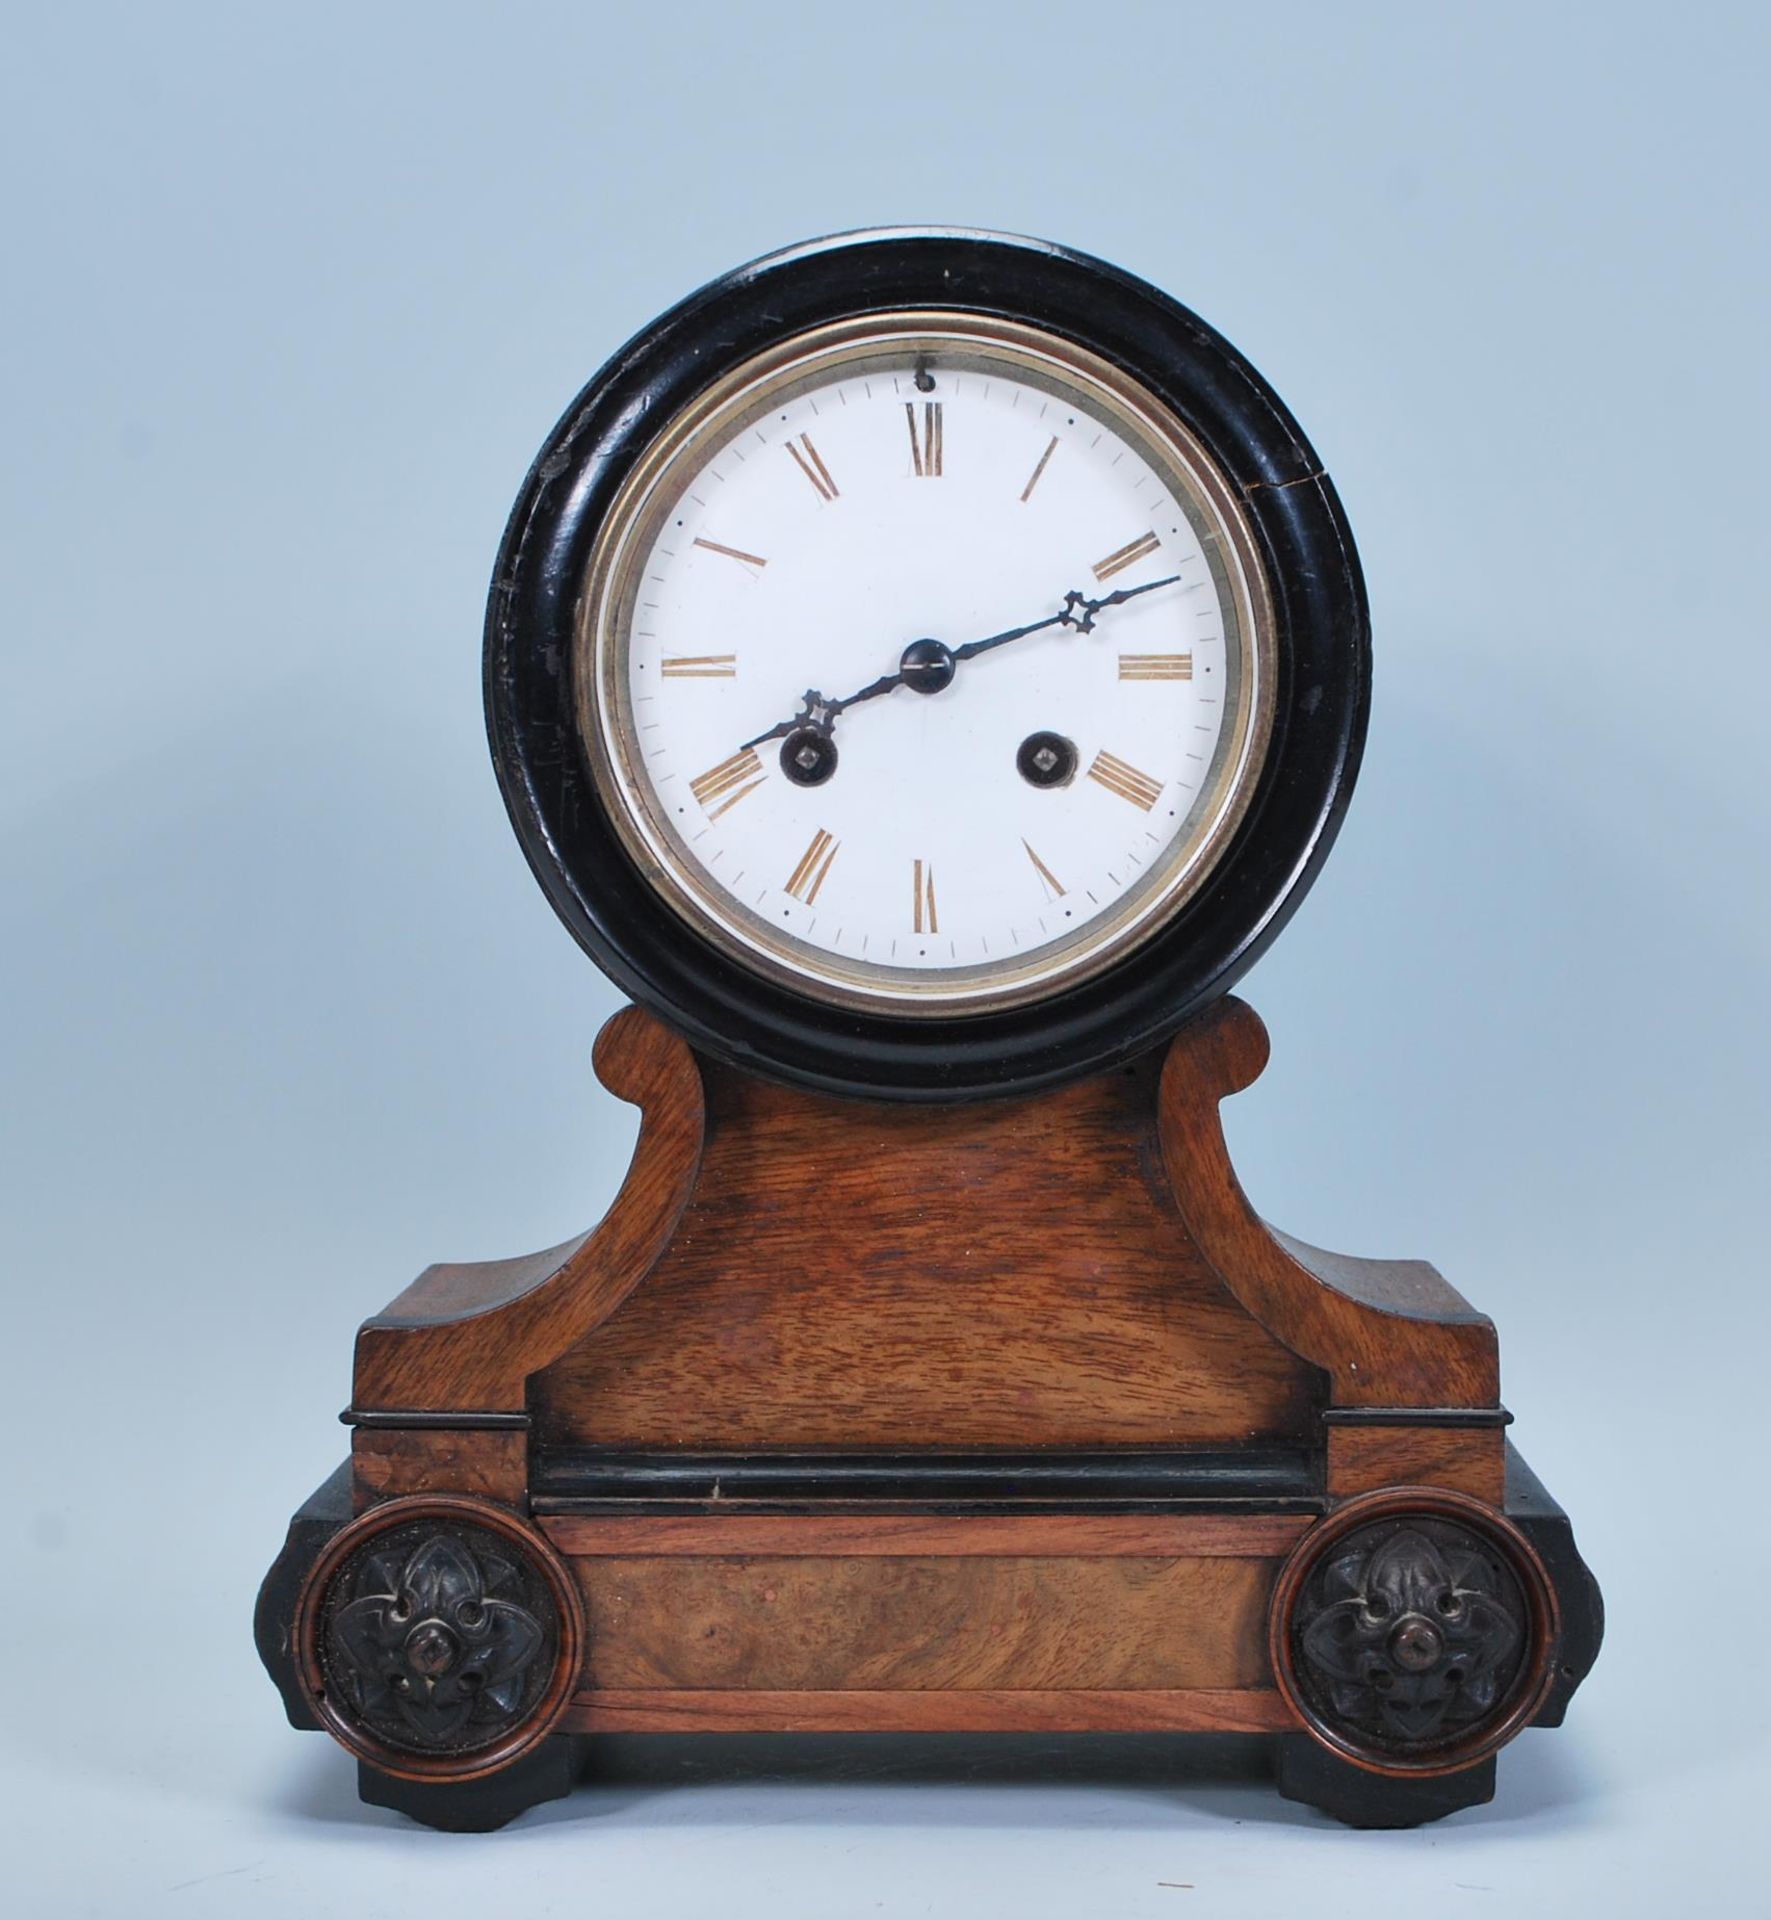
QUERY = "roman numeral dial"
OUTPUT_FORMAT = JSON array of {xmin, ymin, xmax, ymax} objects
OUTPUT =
[
  {"xmin": 1087, "ymin": 750, "xmax": 1164, "ymax": 811},
  {"xmin": 1118, "ymin": 653, "xmax": 1192, "ymax": 681},
  {"xmin": 785, "ymin": 829, "xmax": 839, "ymax": 905},
  {"xmin": 596, "ymin": 331, "xmax": 1258, "ymax": 1010},
  {"xmin": 912, "ymin": 860, "xmax": 938, "ymax": 933},
  {"xmin": 905, "ymin": 402, "xmax": 943, "ymax": 476},
  {"xmin": 1023, "ymin": 841, "xmax": 1065, "ymax": 900},
  {"xmin": 1093, "ymin": 531, "xmax": 1161, "ymax": 582},
  {"xmin": 689, "ymin": 747, "xmax": 764, "ymax": 815},
  {"xmin": 786, "ymin": 433, "xmax": 839, "ymax": 501},
  {"xmin": 1020, "ymin": 435, "xmax": 1058, "ymax": 503},
  {"xmin": 693, "ymin": 536, "xmax": 768, "ymax": 570}
]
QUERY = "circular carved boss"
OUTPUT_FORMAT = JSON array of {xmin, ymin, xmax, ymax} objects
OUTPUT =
[
  {"xmin": 1269, "ymin": 1487, "xmax": 1559, "ymax": 1776},
  {"xmin": 295, "ymin": 1496, "xmax": 583, "ymax": 1781}
]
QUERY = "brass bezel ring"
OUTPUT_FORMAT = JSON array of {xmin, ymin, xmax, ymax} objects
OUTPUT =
[{"xmin": 573, "ymin": 310, "xmax": 1277, "ymax": 1016}]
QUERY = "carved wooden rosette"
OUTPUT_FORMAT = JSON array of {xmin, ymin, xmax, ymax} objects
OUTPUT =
[
  {"xmin": 295, "ymin": 1496, "xmax": 584, "ymax": 1781},
  {"xmin": 1268, "ymin": 1486, "xmax": 1560, "ymax": 1776}
]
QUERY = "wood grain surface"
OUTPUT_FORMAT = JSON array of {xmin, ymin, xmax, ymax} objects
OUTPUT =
[
  {"xmin": 573, "ymin": 1552, "xmax": 1277, "ymax": 1692},
  {"xmin": 562, "ymin": 1688, "xmax": 1298, "ymax": 1735},
  {"xmin": 350, "ymin": 1009, "xmax": 704, "ymax": 1413},
  {"xmin": 1325, "ymin": 1425, "xmax": 1506, "ymax": 1503},
  {"xmin": 350, "ymin": 1428, "xmax": 527, "ymax": 1510},
  {"xmin": 344, "ymin": 998, "xmax": 1503, "ymax": 1516},
  {"xmin": 532, "ymin": 1043, "xmax": 1315, "ymax": 1450},
  {"xmin": 538, "ymin": 1512, "xmax": 1311, "ymax": 1558},
  {"xmin": 1157, "ymin": 1000, "xmax": 1500, "ymax": 1410}
]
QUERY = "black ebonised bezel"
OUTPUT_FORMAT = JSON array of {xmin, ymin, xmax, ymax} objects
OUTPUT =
[{"xmin": 485, "ymin": 229, "xmax": 1369, "ymax": 1101}]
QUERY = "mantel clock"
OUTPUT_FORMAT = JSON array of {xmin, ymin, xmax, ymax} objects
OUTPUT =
[{"xmin": 256, "ymin": 230, "xmax": 1601, "ymax": 1830}]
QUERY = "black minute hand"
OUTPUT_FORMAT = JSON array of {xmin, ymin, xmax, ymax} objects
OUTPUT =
[
  {"xmin": 740, "ymin": 573, "xmax": 1181, "ymax": 752},
  {"xmin": 953, "ymin": 572, "xmax": 1182, "ymax": 662}
]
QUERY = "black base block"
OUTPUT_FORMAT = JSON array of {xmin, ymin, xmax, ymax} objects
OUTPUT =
[
  {"xmin": 1275, "ymin": 1736, "xmax": 1495, "ymax": 1828},
  {"xmin": 358, "ymin": 1737, "xmax": 585, "ymax": 1832}
]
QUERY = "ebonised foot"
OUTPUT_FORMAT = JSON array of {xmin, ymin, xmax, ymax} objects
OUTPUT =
[
  {"xmin": 358, "ymin": 1736, "xmax": 585, "ymax": 1832},
  {"xmin": 1275, "ymin": 1736, "xmax": 1494, "ymax": 1828}
]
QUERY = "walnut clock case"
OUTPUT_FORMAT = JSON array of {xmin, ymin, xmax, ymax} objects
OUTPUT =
[{"xmin": 256, "ymin": 230, "xmax": 1601, "ymax": 1831}]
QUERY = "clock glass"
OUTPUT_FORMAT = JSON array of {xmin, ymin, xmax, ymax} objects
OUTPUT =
[{"xmin": 574, "ymin": 313, "xmax": 1275, "ymax": 1014}]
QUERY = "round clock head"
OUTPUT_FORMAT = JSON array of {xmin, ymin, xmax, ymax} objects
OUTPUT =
[
  {"xmin": 575, "ymin": 313, "xmax": 1273, "ymax": 1015},
  {"xmin": 488, "ymin": 231, "xmax": 1368, "ymax": 1099}
]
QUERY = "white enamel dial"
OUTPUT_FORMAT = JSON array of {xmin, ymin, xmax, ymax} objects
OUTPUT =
[{"xmin": 577, "ymin": 315, "xmax": 1273, "ymax": 1013}]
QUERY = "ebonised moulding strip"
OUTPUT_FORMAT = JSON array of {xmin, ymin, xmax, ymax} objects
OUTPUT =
[
  {"xmin": 529, "ymin": 1448, "xmax": 1319, "ymax": 1509},
  {"xmin": 1318, "ymin": 1406, "xmax": 1513, "ymax": 1427},
  {"xmin": 533, "ymin": 1499, "xmax": 1326, "ymax": 1520},
  {"xmin": 340, "ymin": 1407, "xmax": 532, "ymax": 1430}
]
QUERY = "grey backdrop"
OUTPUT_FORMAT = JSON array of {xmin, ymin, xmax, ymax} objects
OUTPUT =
[{"xmin": 4, "ymin": 4, "xmax": 1767, "ymax": 1914}]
